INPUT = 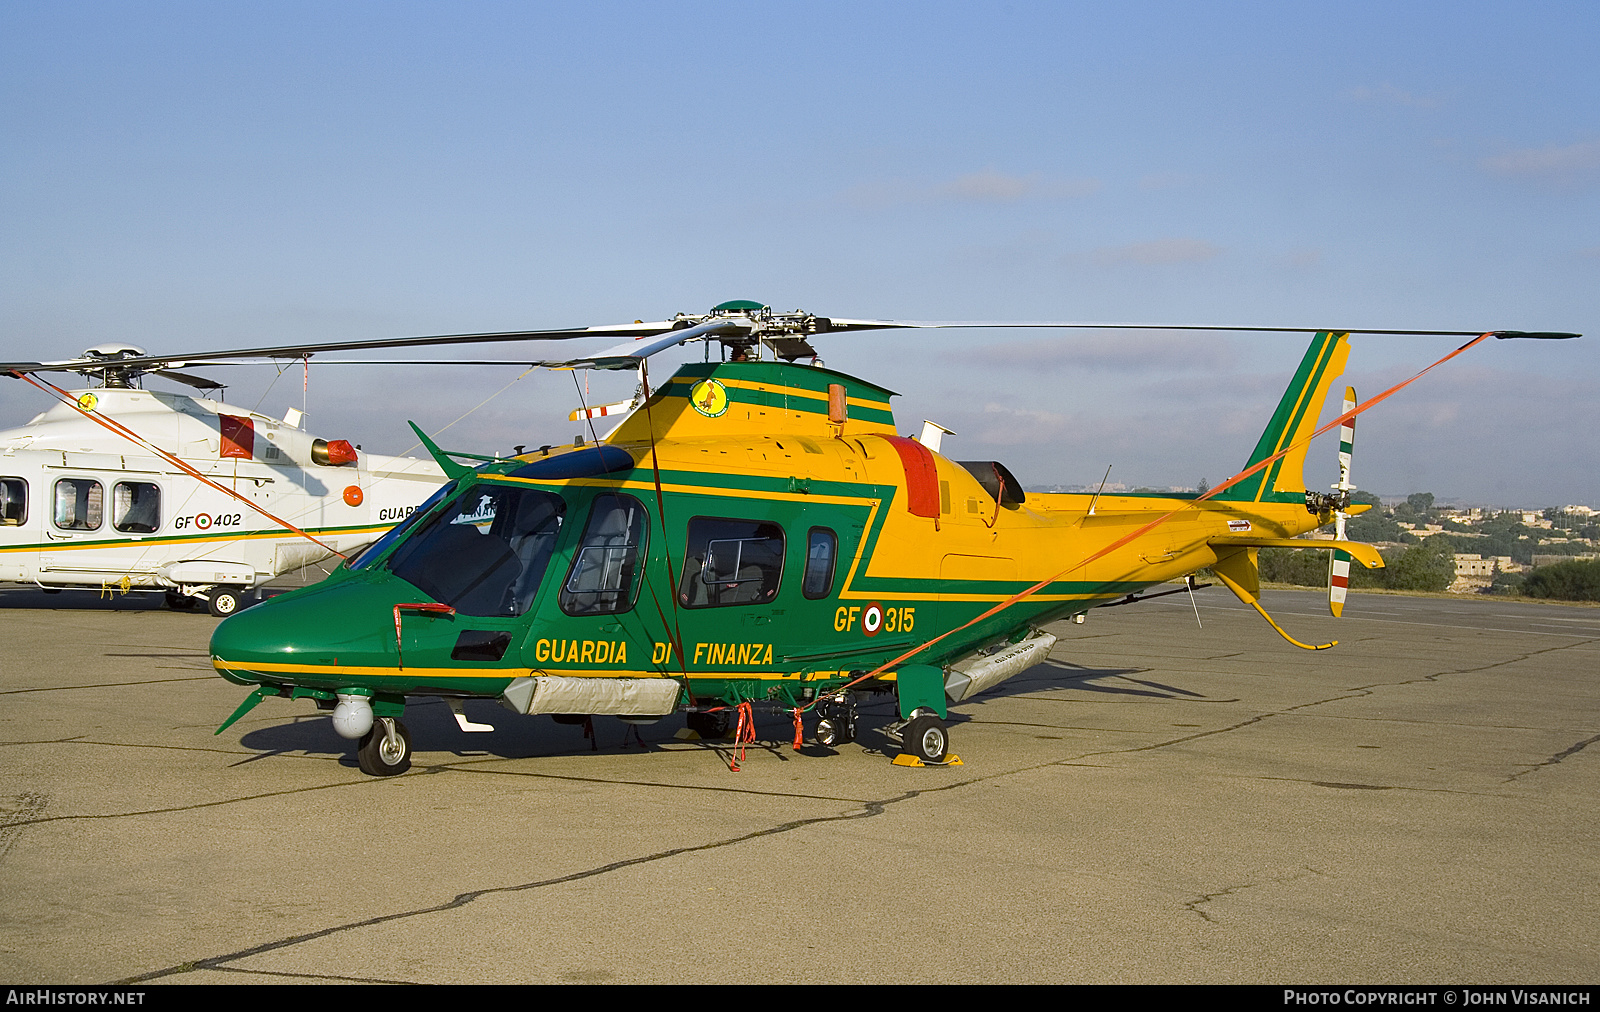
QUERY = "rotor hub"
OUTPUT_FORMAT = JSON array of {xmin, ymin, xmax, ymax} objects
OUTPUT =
[
  {"xmin": 76, "ymin": 344, "xmax": 152, "ymax": 388},
  {"xmin": 670, "ymin": 302, "xmax": 832, "ymax": 361}
]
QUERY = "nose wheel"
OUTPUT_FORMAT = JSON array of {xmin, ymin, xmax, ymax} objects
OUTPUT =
[{"xmin": 357, "ymin": 718, "xmax": 412, "ymax": 776}]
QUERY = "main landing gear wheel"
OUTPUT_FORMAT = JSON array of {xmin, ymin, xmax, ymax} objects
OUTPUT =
[
  {"xmin": 357, "ymin": 718, "xmax": 412, "ymax": 776},
  {"xmin": 164, "ymin": 590, "xmax": 198, "ymax": 611},
  {"xmin": 207, "ymin": 589, "xmax": 241, "ymax": 617},
  {"xmin": 902, "ymin": 715, "xmax": 948, "ymax": 764},
  {"xmin": 685, "ymin": 709, "xmax": 731, "ymax": 739}
]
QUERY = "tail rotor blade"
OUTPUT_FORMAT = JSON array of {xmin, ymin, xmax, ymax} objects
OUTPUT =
[{"xmin": 1330, "ymin": 386, "xmax": 1356, "ymax": 617}]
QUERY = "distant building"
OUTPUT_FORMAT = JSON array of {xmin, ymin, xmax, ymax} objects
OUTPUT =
[
  {"xmin": 1531, "ymin": 553, "xmax": 1600, "ymax": 568},
  {"xmin": 1450, "ymin": 554, "xmax": 1517, "ymax": 593}
]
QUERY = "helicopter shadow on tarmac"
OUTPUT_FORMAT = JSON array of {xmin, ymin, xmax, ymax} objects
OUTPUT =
[
  {"xmin": 0, "ymin": 588, "xmax": 168, "ymax": 610},
  {"xmin": 233, "ymin": 696, "xmax": 807, "ymax": 770},
  {"xmin": 958, "ymin": 657, "xmax": 1236, "ymax": 705},
  {"xmin": 232, "ymin": 658, "xmax": 1231, "ymax": 770}
]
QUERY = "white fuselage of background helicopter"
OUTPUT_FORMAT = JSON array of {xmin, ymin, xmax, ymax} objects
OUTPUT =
[{"xmin": 0, "ymin": 386, "xmax": 446, "ymax": 601}]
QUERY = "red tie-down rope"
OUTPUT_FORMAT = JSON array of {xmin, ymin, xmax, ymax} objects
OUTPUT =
[
  {"xmin": 12, "ymin": 370, "xmax": 350, "ymax": 558},
  {"xmin": 728, "ymin": 702, "xmax": 757, "ymax": 772},
  {"xmin": 800, "ymin": 332, "xmax": 1499, "ymax": 713}
]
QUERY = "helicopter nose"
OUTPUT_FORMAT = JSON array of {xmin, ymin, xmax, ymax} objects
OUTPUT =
[
  {"xmin": 209, "ymin": 590, "xmax": 315, "ymax": 683},
  {"xmin": 209, "ymin": 579, "xmax": 394, "ymax": 682}
]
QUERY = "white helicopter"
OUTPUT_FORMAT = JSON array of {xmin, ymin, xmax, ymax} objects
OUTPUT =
[
  {"xmin": 0, "ymin": 344, "xmax": 448, "ymax": 614},
  {"xmin": 0, "ymin": 317, "xmax": 707, "ymax": 615}
]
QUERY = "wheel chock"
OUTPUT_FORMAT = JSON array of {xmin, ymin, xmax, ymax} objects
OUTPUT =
[
  {"xmin": 891, "ymin": 753, "xmax": 963, "ymax": 768},
  {"xmin": 674, "ymin": 728, "xmax": 702, "ymax": 741}
]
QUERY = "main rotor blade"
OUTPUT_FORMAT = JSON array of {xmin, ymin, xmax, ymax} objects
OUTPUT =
[
  {"xmin": 151, "ymin": 369, "xmax": 226, "ymax": 391},
  {"xmin": 0, "ymin": 320, "xmax": 682, "ymax": 376},
  {"xmin": 550, "ymin": 317, "xmax": 757, "ymax": 370},
  {"xmin": 2, "ymin": 315, "xmax": 1577, "ymax": 379},
  {"xmin": 834, "ymin": 320, "xmax": 1581, "ymax": 338}
]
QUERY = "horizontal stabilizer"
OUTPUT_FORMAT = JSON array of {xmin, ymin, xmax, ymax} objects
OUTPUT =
[{"xmin": 1209, "ymin": 536, "xmax": 1384, "ymax": 571}]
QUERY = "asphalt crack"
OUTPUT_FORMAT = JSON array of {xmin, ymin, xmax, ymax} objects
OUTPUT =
[
  {"xmin": 1185, "ymin": 882, "xmax": 1254, "ymax": 923},
  {"xmin": 1505, "ymin": 732, "xmax": 1600, "ymax": 783},
  {"xmin": 0, "ymin": 676, "xmax": 215, "ymax": 696},
  {"xmin": 1183, "ymin": 867, "xmax": 1328, "ymax": 923},
  {"xmin": 0, "ymin": 792, "xmax": 49, "ymax": 867},
  {"xmin": 116, "ymin": 789, "xmax": 919, "ymax": 984},
  {"xmin": 3, "ymin": 777, "xmax": 386, "ymax": 830}
]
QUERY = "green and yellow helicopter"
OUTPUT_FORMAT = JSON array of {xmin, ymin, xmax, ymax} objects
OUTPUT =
[{"xmin": 194, "ymin": 302, "xmax": 1576, "ymax": 774}]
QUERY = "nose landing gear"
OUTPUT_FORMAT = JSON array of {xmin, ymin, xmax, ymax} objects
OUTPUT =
[{"xmin": 357, "ymin": 718, "xmax": 412, "ymax": 776}]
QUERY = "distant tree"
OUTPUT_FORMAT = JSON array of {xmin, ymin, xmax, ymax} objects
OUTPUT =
[
  {"xmin": 1257, "ymin": 548, "xmax": 1329, "ymax": 587},
  {"xmin": 1346, "ymin": 497, "xmax": 1406, "ymax": 543},
  {"xmin": 1196, "ymin": 479, "xmax": 1210, "ymax": 496},
  {"xmin": 1489, "ymin": 570, "xmax": 1526, "ymax": 596},
  {"xmin": 1385, "ymin": 535, "xmax": 1455, "ymax": 592},
  {"xmin": 1522, "ymin": 560, "xmax": 1600, "ymax": 602},
  {"xmin": 1407, "ymin": 492, "xmax": 1435, "ymax": 515}
]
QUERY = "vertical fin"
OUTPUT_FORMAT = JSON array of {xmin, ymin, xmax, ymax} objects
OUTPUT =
[
  {"xmin": 1329, "ymin": 386, "xmax": 1356, "ymax": 617},
  {"xmin": 1213, "ymin": 332, "xmax": 1350, "ymax": 503}
]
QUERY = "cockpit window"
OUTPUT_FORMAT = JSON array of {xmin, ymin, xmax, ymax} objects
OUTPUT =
[
  {"xmin": 346, "ymin": 481, "xmax": 456, "ymax": 570},
  {"xmin": 386, "ymin": 484, "xmax": 566, "ymax": 617},
  {"xmin": 560, "ymin": 493, "xmax": 648, "ymax": 616}
]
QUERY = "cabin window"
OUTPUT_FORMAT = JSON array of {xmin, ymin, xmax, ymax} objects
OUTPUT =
[
  {"xmin": 802, "ymin": 527, "xmax": 837, "ymax": 599},
  {"xmin": 680, "ymin": 517, "xmax": 785, "ymax": 608},
  {"xmin": 112, "ymin": 482, "xmax": 161, "ymax": 534},
  {"xmin": 386, "ymin": 484, "xmax": 566, "ymax": 617},
  {"xmin": 0, "ymin": 478, "xmax": 25, "ymax": 526},
  {"xmin": 53, "ymin": 479, "xmax": 103, "ymax": 531},
  {"xmin": 560, "ymin": 494, "xmax": 648, "ymax": 617}
]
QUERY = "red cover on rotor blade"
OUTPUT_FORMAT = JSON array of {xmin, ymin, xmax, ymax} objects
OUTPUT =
[{"xmin": 219, "ymin": 414, "xmax": 254, "ymax": 460}]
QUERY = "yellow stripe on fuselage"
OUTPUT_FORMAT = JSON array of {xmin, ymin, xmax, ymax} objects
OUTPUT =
[{"xmin": 213, "ymin": 658, "xmax": 833, "ymax": 681}]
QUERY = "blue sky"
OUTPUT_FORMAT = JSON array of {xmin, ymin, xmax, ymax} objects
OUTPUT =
[{"xmin": 3, "ymin": 1, "xmax": 1596, "ymax": 505}]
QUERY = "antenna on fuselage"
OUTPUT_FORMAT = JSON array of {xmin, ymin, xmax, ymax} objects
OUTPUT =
[{"xmin": 1087, "ymin": 464, "xmax": 1113, "ymax": 516}]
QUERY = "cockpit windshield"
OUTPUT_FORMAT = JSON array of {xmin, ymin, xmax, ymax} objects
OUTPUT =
[
  {"xmin": 385, "ymin": 484, "xmax": 566, "ymax": 617},
  {"xmin": 345, "ymin": 480, "xmax": 457, "ymax": 571}
]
